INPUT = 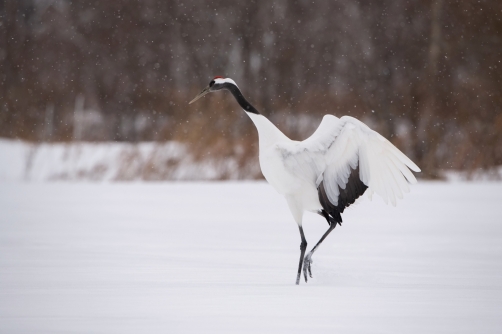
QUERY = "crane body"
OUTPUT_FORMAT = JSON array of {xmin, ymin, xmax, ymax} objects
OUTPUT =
[{"xmin": 190, "ymin": 77, "xmax": 420, "ymax": 285}]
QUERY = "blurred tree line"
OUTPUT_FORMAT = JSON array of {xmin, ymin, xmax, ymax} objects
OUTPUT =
[{"xmin": 1, "ymin": 0, "xmax": 501, "ymax": 177}]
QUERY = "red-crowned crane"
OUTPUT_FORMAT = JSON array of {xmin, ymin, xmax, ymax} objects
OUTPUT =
[{"xmin": 190, "ymin": 76, "xmax": 421, "ymax": 285}]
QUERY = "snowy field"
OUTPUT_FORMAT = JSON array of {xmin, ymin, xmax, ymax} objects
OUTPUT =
[
  {"xmin": 1, "ymin": 181, "xmax": 501, "ymax": 333},
  {"xmin": 0, "ymin": 139, "xmax": 260, "ymax": 182}
]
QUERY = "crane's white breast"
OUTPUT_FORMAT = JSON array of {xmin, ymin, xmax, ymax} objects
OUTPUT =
[
  {"xmin": 259, "ymin": 145, "xmax": 295, "ymax": 193},
  {"xmin": 259, "ymin": 145, "xmax": 322, "ymax": 212}
]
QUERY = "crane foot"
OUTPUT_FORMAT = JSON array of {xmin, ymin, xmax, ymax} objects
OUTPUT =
[{"xmin": 303, "ymin": 253, "xmax": 313, "ymax": 282}]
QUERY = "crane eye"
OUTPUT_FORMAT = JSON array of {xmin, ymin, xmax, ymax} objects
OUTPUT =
[{"xmin": 209, "ymin": 80, "xmax": 215, "ymax": 87}]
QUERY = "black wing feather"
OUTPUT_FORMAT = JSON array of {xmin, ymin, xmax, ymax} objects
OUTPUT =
[{"xmin": 318, "ymin": 165, "xmax": 367, "ymax": 225}]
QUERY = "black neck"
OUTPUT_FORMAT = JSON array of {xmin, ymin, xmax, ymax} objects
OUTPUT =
[{"xmin": 224, "ymin": 83, "xmax": 260, "ymax": 114}]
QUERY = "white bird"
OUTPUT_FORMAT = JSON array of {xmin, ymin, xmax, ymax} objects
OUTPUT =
[{"xmin": 190, "ymin": 76, "xmax": 421, "ymax": 285}]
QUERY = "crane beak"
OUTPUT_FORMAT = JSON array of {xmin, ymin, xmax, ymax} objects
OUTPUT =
[{"xmin": 189, "ymin": 86, "xmax": 211, "ymax": 104}]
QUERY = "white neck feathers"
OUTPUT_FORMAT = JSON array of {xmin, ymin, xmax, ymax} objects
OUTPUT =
[{"xmin": 246, "ymin": 112, "xmax": 289, "ymax": 148}]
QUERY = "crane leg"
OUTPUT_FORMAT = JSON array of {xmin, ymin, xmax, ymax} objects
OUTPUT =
[
  {"xmin": 303, "ymin": 223, "xmax": 336, "ymax": 283},
  {"xmin": 296, "ymin": 225, "xmax": 307, "ymax": 285}
]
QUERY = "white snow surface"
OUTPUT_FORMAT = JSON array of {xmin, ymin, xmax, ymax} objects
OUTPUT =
[
  {"xmin": 1, "ymin": 181, "xmax": 501, "ymax": 333},
  {"xmin": 0, "ymin": 139, "xmax": 260, "ymax": 181}
]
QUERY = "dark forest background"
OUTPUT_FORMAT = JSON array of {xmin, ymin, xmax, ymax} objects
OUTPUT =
[{"xmin": 1, "ymin": 0, "xmax": 501, "ymax": 178}]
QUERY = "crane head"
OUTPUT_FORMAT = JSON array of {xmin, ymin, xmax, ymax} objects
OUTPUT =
[{"xmin": 189, "ymin": 76, "xmax": 237, "ymax": 104}]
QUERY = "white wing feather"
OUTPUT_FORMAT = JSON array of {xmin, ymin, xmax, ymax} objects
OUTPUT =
[{"xmin": 278, "ymin": 115, "xmax": 420, "ymax": 207}]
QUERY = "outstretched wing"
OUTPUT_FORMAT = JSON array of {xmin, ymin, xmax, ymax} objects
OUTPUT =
[{"xmin": 278, "ymin": 115, "xmax": 421, "ymax": 208}]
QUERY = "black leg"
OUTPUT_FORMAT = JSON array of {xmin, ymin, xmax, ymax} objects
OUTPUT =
[
  {"xmin": 296, "ymin": 225, "xmax": 307, "ymax": 285},
  {"xmin": 303, "ymin": 223, "xmax": 336, "ymax": 282}
]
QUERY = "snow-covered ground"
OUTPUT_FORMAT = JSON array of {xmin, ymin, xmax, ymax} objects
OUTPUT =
[
  {"xmin": 0, "ymin": 139, "xmax": 260, "ymax": 181},
  {"xmin": 1, "ymin": 181, "xmax": 501, "ymax": 333}
]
